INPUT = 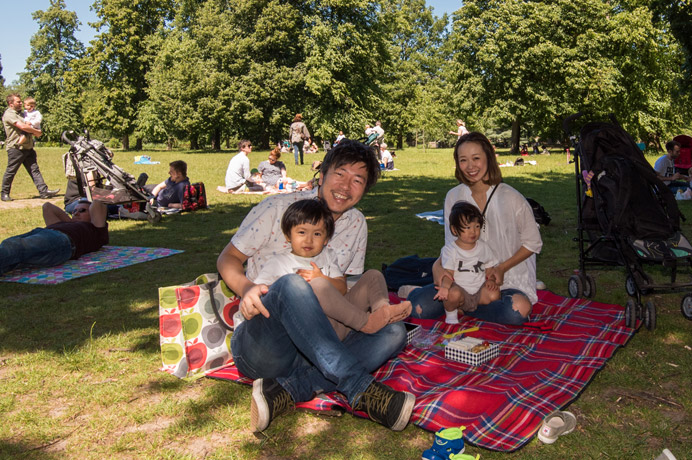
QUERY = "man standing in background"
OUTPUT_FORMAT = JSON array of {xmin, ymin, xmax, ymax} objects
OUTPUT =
[{"xmin": 1, "ymin": 94, "xmax": 59, "ymax": 202}]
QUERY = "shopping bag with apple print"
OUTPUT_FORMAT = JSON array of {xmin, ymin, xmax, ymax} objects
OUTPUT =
[{"xmin": 159, "ymin": 273, "xmax": 239, "ymax": 380}]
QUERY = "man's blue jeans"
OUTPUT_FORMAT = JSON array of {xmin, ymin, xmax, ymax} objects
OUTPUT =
[
  {"xmin": 0, "ymin": 228, "xmax": 72, "ymax": 274},
  {"xmin": 406, "ymin": 284, "xmax": 529, "ymax": 325},
  {"xmin": 231, "ymin": 274, "xmax": 407, "ymax": 405}
]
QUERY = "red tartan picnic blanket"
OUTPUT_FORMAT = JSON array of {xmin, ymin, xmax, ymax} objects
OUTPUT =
[{"xmin": 207, "ymin": 290, "xmax": 636, "ymax": 451}]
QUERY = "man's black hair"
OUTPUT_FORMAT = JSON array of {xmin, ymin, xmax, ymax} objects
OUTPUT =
[
  {"xmin": 318, "ymin": 139, "xmax": 380, "ymax": 192},
  {"xmin": 449, "ymin": 201, "xmax": 484, "ymax": 236},
  {"xmin": 169, "ymin": 160, "xmax": 187, "ymax": 177},
  {"xmin": 281, "ymin": 199, "xmax": 335, "ymax": 240},
  {"xmin": 666, "ymin": 140, "xmax": 681, "ymax": 152}
]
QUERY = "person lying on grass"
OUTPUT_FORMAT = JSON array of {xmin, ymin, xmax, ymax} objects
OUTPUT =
[
  {"xmin": 253, "ymin": 198, "xmax": 411, "ymax": 336},
  {"xmin": 217, "ymin": 139, "xmax": 415, "ymax": 433},
  {"xmin": 0, "ymin": 200, "xmax": 107, "ymax": 275}
]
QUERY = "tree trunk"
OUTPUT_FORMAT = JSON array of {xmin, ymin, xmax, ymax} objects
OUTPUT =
[
  {"xmin": 135, "ymin": 137, "xmax": 143, "ymax": 151},
  {"xmin": 397, "ymin": 133, "xmax": 403, "ymax": 150},
  {"xmin": 190, "ymin": 134, "xmax": 199, "ymax": 150},
  {"xmin": 122, "ymin": 134, "xmax": 130, "ymax": 150},
  {"xmin": 212, "ymin": 128, "xmax": 221, "ymax": 151},
  {"xmin": 166, "ymin": 138, "xmax": 173, "ymax": 151},
  {"xmin": 511, "ymin": 117, "xmax": 521, "ymax": 155}
]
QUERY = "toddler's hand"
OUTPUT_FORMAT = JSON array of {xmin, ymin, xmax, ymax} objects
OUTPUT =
[
  {"xmin": 434, "ymin": 286, "xmax": 449, "ymax": 301},
  {"xmin": 296, "ymin": 262, "xmax": 323, "ymax": 282}
]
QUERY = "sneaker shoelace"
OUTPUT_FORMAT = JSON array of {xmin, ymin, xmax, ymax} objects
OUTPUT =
[
  {"xmin": 352, "ymin": 384, "xmax": 395, "ymax": 424},
  {"xmin": 271, "ymin": 388, "xmax": 295, "ymax": 418}
]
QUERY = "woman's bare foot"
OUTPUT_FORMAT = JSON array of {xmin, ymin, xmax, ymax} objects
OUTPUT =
[{"xmin": 361, "ymin": 301, "xmax": 412, "ymax": 334}]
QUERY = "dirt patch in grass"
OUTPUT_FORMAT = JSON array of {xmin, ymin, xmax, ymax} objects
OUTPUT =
[{"xmin": 0, "ymin": 197, "xmax": 61, "ymax": 209}]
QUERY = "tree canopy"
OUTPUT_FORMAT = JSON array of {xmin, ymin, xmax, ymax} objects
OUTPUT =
[{"xmin": 12, "ymin": 0, "xmax": 692, "ymax": 149}]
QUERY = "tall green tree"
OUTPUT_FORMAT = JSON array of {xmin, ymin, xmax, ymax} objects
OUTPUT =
[
  {"xmin": 0, "ymin": 55, "xmax": 5, "ymax": 88},
  {"xmin": 142, "ymin": 0, "xmax": 389, "ymax": 149},
  {"xmin": 20, "ymin": 0, "xmax": 85, "ymax": 140},
  {"xmin": 447, "ymin": 0, "xmax": 683, "ymax": 152},
  {"xmin": 379, "ymin": 0, "xmax": 449, "ymax": 148},
  {"xmin": 84, "ymin": 0, "xmax": 174, "ymax": 149}
]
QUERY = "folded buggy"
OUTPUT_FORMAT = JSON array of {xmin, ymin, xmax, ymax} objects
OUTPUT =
[
  {"xmin": 563, "ymin": 114, "xmax": 692, "ymax": 328},
  {"xmin": 61, "ymin": 130, "xmax": 162, "ymax": 223}
]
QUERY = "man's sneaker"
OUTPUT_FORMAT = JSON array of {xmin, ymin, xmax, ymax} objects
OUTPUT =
[
  {"xmin": 251, "ymin": 378, "xmax": 294, "ymax": 432},
  {"xmin": 352, "ymin": 381, "xmax": 414, "ymax": 431},
  {"xmin": 397, "ymin": 285, "xmax": 419, "ymax": 299},
  {"xmin": 422, "ymin": 426, "xmax": 466, "ymax": 460},
  {"xmin": 39, "ymin": 188, "xmax": 60, "ymax": 199}
]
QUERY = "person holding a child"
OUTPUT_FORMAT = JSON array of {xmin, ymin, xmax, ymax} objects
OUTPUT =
[
  {"xmin": 402, "ymin": 132, "xmax": 542, "ymax": 325},
  {"xmin": 2, "ymin": 94, "xmax": 59, "ymax": 202},
  {"xmin": 217, "ymin": 139, "xmax": 414, "ymax": 434}
]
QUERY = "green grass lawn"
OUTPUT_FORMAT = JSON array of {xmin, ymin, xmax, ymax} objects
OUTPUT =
[{"xmin": 0, "ymin": 145, "xmax": 690, "ymax": 459}]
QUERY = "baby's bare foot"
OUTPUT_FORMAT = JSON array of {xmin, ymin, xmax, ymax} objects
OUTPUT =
[{"xmin": 361, "ymin": 302, "xmax": 412, "ymax": 334}]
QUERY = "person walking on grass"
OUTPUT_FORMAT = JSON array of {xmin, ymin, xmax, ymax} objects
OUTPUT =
[
  {"xmin": 289, "ymin": 113, "xmax": 311, "ymax": 165},
  {"xmin": 2, "ymin": 94, "xmax": 59, "ymax": 202},
  {"xmin": 217, "ymin": 140, "xmax": 415, "ymax": 433}
]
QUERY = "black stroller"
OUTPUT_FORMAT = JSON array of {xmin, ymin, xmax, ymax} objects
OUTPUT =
[
  {"xmin": 564, "ymin": 114, "xmax": 692, "ymax": 329},
  {"xmin": 61, "ymin": 131, "xmax": 162, "ymax": 223}
]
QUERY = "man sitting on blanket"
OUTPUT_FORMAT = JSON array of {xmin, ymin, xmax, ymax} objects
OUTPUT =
[
  {"xmin": 217, "ymin": 139, "xmax": 415, "ymax": 433},
  {"xmin": 0, "ymin": 200, "xmax": 108, "ymax": 275}
]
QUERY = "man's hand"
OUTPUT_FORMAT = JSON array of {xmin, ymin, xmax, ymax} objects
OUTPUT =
[
  {"xmin": 239, "ymin": 283, "xmax": 270, "ymax": 320},
  {"xmin": 296, "ymin": 262, "xmax": 323, "ymax": 282}
]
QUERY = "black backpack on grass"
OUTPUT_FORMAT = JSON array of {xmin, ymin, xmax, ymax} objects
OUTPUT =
[{"xmin": 382, "ymin": 255, "xmax": 437, "ymax": 291}]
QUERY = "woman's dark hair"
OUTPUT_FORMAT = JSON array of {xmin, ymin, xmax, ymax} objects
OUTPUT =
[
  {"xmin": 449, "ymin": 201, "xmax": 484, "ymax": 236},
  {"xmin": 318, "ymin": 139, "xmax": 380, "ymax": 193},
  {"xmin": 281, "ymin": 199, "xmax": 335, "ymax": 240},
  {"xmin": 453, "ymin": 132, "xmax": 502, "ymax": 186},
  {"xmin": 238, "ymin": 139, "xmax": 251, "ymax": 150}
]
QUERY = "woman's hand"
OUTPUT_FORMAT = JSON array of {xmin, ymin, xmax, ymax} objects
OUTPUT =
[
  {"xmin": 486, "ymin": 265, "xmax": 506, "ymax": 286},
  {"xmin": 296, "ymin": 262, "xmax": 323, "ymax": 282}
]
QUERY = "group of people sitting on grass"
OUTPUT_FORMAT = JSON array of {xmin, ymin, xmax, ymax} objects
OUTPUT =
[
  {"xmin": 217, "ymin": 134, "xmax": 542, "ymax": 433},
  {"xmin": 224, "ymin": 140, "xmax": 311, "ymax": 193},
  {"xmin": 2, "ymin": 132, "xmax": 543, "ymax": 435}
]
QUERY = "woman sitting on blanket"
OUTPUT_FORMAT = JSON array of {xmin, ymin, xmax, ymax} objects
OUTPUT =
[
  {"xmin": 257, "ymin": 148, "xmax": 288, "ymax": 189},
  {"xmin": 401, "ymin": 132, "xmax": 542, "ymax": 325}
]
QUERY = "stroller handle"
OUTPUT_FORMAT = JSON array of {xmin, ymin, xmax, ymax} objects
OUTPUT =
[
  {"xmin": 562, "ymin": 112, "xmax": 583, "ymax": 136},
  {"xmin": 61, "ymin": 130, "xmax": 78, "ymax": 146}
]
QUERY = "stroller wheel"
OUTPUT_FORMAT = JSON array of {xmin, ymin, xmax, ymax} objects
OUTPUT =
[
  {"xmin": 147, "ymin": 210, "xmax": 162, "ymax": 224},
  {"xmin": 625, "ymin": 299, "xmax": 637, "ymax": 329},
  {"xmin": 625, "ymin": 276, "xmax": 637, "ymax": 297},
  {"xmin": 681, "ymin": 294, "xmax": 692, "ymax": 321},
  {"xmin": 582, "ymin": 274, "xmax": 596, "ymax": 298},
  {"xmin": 145, "ymin": 202, "xmax": 162, "ymax": 224},
  {"xmin": 567, "ymin": 275, "xmax": 583, "ymax": 298},
  {"xmin": 644, "ymin": 301, "xmax": 656, "ymax": 330}
]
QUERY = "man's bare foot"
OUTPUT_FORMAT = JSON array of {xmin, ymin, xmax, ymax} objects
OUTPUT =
[{"xmin": 361, "ymin": 301, "xmax": 412, "ymax": 334}]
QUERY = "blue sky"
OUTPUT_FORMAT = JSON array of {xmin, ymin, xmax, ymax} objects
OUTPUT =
[{"xmin": 0, "ymin": 1, "xmax": 460, "ymax": 85}]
